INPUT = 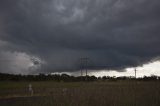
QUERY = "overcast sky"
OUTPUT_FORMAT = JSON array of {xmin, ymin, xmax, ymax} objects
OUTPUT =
[{"xmin": 0, "ymin": 0, "xmax": 160, "ymax": 75}]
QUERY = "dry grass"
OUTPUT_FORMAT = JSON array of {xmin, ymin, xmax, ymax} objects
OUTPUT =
[{"xmin": 0, "ymin": 81, "xmax": 160, "ymax": 106}]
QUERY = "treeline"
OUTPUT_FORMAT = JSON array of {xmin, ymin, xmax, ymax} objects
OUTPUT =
[{"xmin": 0, "ymin": 73, "xmax": 159, "ymax": 82}]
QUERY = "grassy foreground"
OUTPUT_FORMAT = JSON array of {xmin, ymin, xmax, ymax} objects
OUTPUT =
[{"xmin": 0, "ymin": 81, "xmax": 160, "ymax": 106}]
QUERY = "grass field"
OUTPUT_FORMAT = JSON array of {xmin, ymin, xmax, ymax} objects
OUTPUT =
[{"xmin": 0, "ymin": 81, "xmax": 160, "ymax": 106}]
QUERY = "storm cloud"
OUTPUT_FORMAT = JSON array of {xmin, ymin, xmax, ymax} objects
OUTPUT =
[{"xmin": 0, "ymin": 0, "xmax": 160, "ymax": 74}]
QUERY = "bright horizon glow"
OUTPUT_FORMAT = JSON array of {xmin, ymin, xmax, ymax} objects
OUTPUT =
[
  {"xmin": 49, "ymin": 61, "xmax": 160, "ymax": 77},
  {"xmin": 89, "ymin": 61, "xmax": 160, "ymax": 77}
]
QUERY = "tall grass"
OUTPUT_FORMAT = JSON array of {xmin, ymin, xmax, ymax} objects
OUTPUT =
[{"xmin": 0, "ymin": 81, "xmax": 160, "ymax": 106}]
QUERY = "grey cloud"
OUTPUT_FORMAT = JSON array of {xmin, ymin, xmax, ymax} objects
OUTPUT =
[
  {"xmin": 0, "ymin": 0, "xmax": 160, "ymax": 74},
  {"xmin": 0, "ymin": 51, "xmax": 42, "ymax": 74}
]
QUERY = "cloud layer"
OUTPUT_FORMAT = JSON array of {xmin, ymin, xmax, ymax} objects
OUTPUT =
[{"xmin": 0, "ymin": 0, "xmax": 160, "ymax": 74}]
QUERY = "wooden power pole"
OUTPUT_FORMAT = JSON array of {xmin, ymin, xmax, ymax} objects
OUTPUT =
[{"xmin": 135, "ymin": 68, "xmax": 137, "ymax": 79}]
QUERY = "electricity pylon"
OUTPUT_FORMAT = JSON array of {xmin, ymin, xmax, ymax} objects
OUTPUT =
[{"xmin": 80, "ymin": 57, "xmax": 89, "ymax": 81}]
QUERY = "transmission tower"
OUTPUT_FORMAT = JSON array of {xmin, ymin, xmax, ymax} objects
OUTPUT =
[{"xmin": 80, "ymin": 57, "xmax": 89, "ymax": 81}]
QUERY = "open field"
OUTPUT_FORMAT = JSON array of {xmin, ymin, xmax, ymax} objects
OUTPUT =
[{"xmin": 0, "ymin": 81, "xmax": 160, "ymax": 106}]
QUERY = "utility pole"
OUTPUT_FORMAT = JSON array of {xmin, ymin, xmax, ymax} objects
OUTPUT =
[
  {"xmin": 80, "ymin": 59, "xmax": 83, "ymax": 80},
  {"xmin": 135, "ymin": 68, "xmax": 137, "ymax": 79}
]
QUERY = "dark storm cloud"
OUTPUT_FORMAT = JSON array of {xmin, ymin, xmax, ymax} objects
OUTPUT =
[{"xmin": 0, "ymin": 0, "xmax": 160, "ymax": 74}]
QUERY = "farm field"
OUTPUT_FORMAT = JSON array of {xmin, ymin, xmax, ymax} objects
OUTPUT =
[{"xmin": 0, "ymin": 81, "xmax": 160, "ymax": 106}]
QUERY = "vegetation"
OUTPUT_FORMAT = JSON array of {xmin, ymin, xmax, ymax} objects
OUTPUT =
[
  {"xmin": 0, "ymin": 81, "xmax": 160, "ymax": 106},
  {"xmin": 0, "ymin": 73, "xmax": 159, "ymax": 82},
  {"xmin": 0, "ymin": 73, "xmax": 160, "ymax": 106}
]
